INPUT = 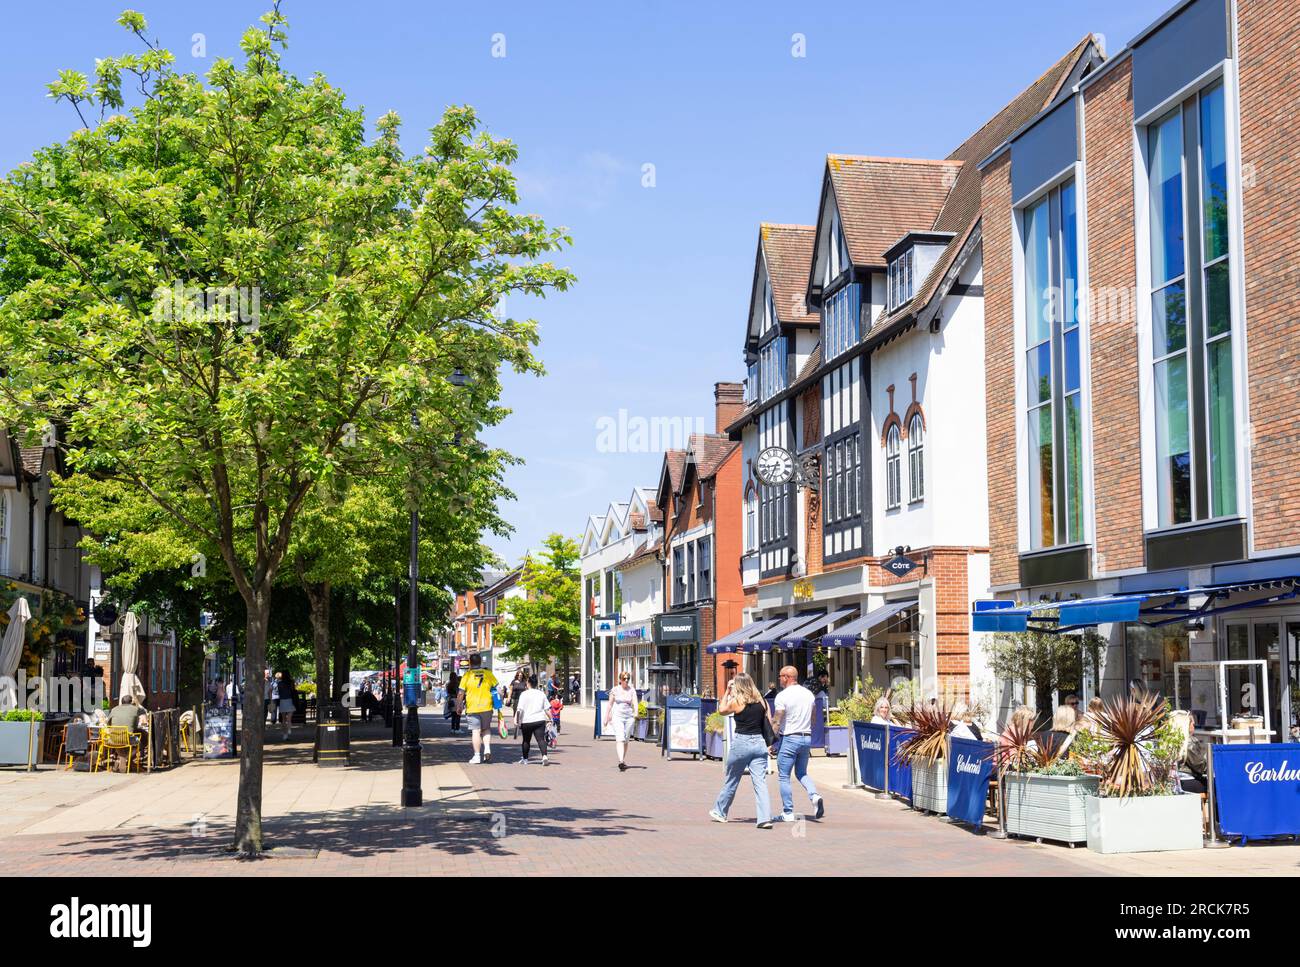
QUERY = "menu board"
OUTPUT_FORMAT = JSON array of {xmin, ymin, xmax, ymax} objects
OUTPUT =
[
  {"xmin": 665, "ymin": 695, "xmax": 702, "ymax": 754},
  {"xmin": 203, "ymin": 706, "xmax": 235, "ymax": 759}
]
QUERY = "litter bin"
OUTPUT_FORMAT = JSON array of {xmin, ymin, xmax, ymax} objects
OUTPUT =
[{"xmin": 315, "ymin": 703, "xmax": 350, "ymax": 767}]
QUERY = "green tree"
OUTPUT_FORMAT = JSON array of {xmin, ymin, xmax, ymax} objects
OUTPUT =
[
  {"xmin": 983, "ymin": 625, "xmax": 1105, "ymax": 722},
  {"xmin": 0, "ymin": 8, "xmax": 571, "ymax": 853},
  {"xmin": 495, "ymin": 533, "xmax": 581, "ymax": 672}
]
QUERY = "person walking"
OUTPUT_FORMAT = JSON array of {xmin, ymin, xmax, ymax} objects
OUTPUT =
[
  {"xmin": 708, "ymin": 674, "xmax": 773, "ymax": 828},
  {"xmin": 770, "ymin": 665, "xmax": 825, "ymax": 822},
  {"xmin": 277, "ymin": 671, "xmax": 297, "ymax": 741},
  {"xmin": 514, "ymin": 674, "xmax": 551, "ymax": 766},
  {"xmin": 507, "ymin": 669, "xmax": 528, "ymax": 737},
  {"xmin": 263, "ymin": 669, "xmax": 273, "ymax": 723},
  {"xmin": 456, "ymin": 654, "xmax": 498, "ymax": 764},
  {"xmin": 446, "ymin": 669, "xmax": 462, "ymax": 735},
  {"xmin": 603, "ymin": 671, "xmax": 638, "ymax": 771}
]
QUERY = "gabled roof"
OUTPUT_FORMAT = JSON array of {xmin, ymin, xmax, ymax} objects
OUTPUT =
[
  {"xmin": 614, "ymin": 537, "xmax": 662, "ymax": 572},
  {"xmin": 657, "ymin": 449, "xmax": 688, "ymax": 506},
  {"xmin": 817, "ymin": 156, "xmax": 961, "ymax": 277},
  {"xmin": 688, "ymin": 433, "xmax": 739, "ymax": 482},
  {"xmin": 759, "ymin": 224, "xmax": 818, "ymax": 325},
  {"xmin": 865, "ymin": 35, "xmax": 1100, "ymax": 345}
]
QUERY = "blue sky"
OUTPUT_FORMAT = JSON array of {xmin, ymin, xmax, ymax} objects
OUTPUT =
[{"xmin": 1, "ymin": 0, "xmax": 1171, "ymax": 568}]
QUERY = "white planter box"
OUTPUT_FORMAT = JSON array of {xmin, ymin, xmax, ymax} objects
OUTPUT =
[
  {"xmin": 0, "ymin": 720, "xmax": 44, "ymax": 766},
  {"xmin": 912, "ymin": 759, "xmax": 947, "ymax": 814},
  {"xmin": 1085, "ymin": 793, "xmax": 1204, "ymax": 854},
  {"xmin": 1003, "ymin": 773, "xmax": 1099, "ymax": 844}
]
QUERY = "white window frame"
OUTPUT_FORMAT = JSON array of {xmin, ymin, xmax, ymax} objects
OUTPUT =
[
  {"xmin": 885, "ymin": 425, "xmax": 902, "ymax": 511},
  {"xmin": 908, "ymin": 414, "xmax": 924, "ymax": 504}
]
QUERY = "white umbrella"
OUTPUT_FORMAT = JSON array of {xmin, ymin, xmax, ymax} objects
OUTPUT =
[
  {"xmin": 0, "ymin": 597, "xmax": 31, "ymax": 710},
  {"xmin": 119, "ymin": 611, "xmax": 146, "ymax": 706}
]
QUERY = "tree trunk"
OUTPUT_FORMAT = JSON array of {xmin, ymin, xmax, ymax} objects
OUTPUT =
[
  {"xmin": 332, "ymin": 620, "xmax": 349, "ymax": 709},
  {"xmin": 305, "ymin": 581, "xmax": 331, "ymax": 703},
  {"xmin": 235, "ymin": 585, "xmax": 271, "ymax": 855}
]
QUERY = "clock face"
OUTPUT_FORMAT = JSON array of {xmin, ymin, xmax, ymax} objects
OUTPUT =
[{"xmin": 755, "ymin": 446, "xmax": 795, "ymax": 485}]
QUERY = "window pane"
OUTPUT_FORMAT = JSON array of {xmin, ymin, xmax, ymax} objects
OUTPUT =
[
  {"xmin": 1063, "ymin": 328, "xmax": 1080, "ymax": 394},
  {"xmin": 1205, "ymin": 260, "xmax": 1230, "ymax": 338},
  {"xmin": 1028, "ymin": 404, "xmax": 1055, "ymax": 548},
  {"xmin": 1148, "ymin": 110, "xmax": 1185, "ymax": 287},
  {"xmin": 1027, "ymin": 342, "xmax": 1052, "ymax": 405},
  {"xmin": 1064, "ymin": 393, "xmax": 1083, "ymax": 544},
  {"xmin": 1061, "ymin": 180, "xmax": 1079, "ymax": 328},
  {"xmin": 1200, "ymin": 83, "xmax": 1229, "ymax": 264},
  {"xmin": 1154, "ymin": 354, "xmax": 1192, "ymax": 526},
  {"xmin": 1152, "ymin": 282, "xmax": 1187, "ymax": 356},
  {"xmin": 1208, "ymin": 337, "xmax": 1237, "ymax": 518},
  {"xmin": 1024, "ymin": 197, "xmax": 1051, "ymax": 346}
]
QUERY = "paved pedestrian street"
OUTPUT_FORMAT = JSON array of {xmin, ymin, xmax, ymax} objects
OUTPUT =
[{"xmin": 0, "ymin": 706, "xmax": 1295, "ymax": 877}]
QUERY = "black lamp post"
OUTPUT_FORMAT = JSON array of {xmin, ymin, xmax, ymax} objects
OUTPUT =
[{"xmin": 401, "ymin": 367, "xmax": 470, "ymax": 808}]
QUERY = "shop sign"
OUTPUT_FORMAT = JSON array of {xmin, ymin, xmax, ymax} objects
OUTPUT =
[
  {"xmin": 1212, "ymin": 743, "xmax": 1300, "ymax": 840},
  {"xmin": 654, "ymin": 612, "xmax": 698, "ymax": 642},
  {"xmin": 883, "ymin": 553, "xmax": 918, "ymax": 578},
  {"xmin": 92, "ymin": 639, "xmax": 110, "ymax": 658},
  {"xmin": 616, "ymin": 625, "xmax": 647, "ymax": 642},
  {"xmin": 594, "ymin": 615, "xmax": 618, "ymax": 634},
  {"xmin": 665, "ymin": 694, "xmax": 702, "ymax": 754},
  {"xmin": 946, "ymin": 737, "xmax": 994, "ymax": 825}
]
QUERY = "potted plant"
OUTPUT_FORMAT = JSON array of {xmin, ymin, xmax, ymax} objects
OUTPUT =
[
  {"xmin": 894, "ymin": 702, "xmax": 951, "ymax": 814},
  {"xmin": 0, "ymin": 709, "xmax": 44, "ymax": 766},
  {"xmin": 704, "ymin": 711, "xmax": 726, "ymax": 759},
  {"xmin": 633, "ymin": 700, "xmax": 650, "ymax": 741},
  {"xmin": 999, "ymin": 718, "xmax": 1099, "ymax": 846},
  {"xmin": 1082, "ymin": 692, "xmax": 1203, "ymax": 854},
  {"xmin": 825, "ymin": 708, "xmax": 850, "ymax": 756}
]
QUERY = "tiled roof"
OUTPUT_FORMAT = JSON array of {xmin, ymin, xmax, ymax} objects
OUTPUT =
[
  {"xmin": 827, "ymin": 156, "xmax": 962, "ymax": 268},
  {"xmin": 795, "ymin": 344, "xmax": 823, "ymax": 384},
  {"xmin": 20, "ymin": 447, "xmax": 44, "ymax": 477},
  {"xmin": 662, "ymin": 449, "xmax": 687, "ymax": 495},
  {"xmin": 760, "ymin": 223, "xmax": 817, "ymax": 324},
  {"xmin": 688, "ymin": 433, "xmax": 739, "ymax": 481},
  {"xmin": 867, "ymin": 36, "xmax": 1096, "ymax": 343},
  {"xmin": 615, "ymin": 537, "xmax": 662, "ymax": 571}
]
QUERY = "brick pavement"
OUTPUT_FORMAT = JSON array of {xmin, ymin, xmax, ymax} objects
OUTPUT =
[{"xmin": 1, "ymin": 707, "xmax": 1296, "ymax": 876}]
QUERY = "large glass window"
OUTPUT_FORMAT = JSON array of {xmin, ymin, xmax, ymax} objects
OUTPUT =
[
  {"xmin": 1146, "ymin": 81, "xmax": 1236, "ymax": 527},
  {"xmin": 744, "ymin": 489, "xmax": 757, "ymax": 552},
  {"xmin": 823, "ymin": 283, "xmax": 861, "ymax": 360},
  {"xmin": 1022, "ymin": 179, "xmax": 1084, "ymax": 549},
  {"xmin": 760, "ymin": 482, "xmax": 789, "ymax": 546},
  {"xmin": 759, "ymin": 335, "xmax": 788, "ymax": 401},
  {"xmin": 888, "ymin": 249, "xmax": 915, "ymax": 312},
  {"xmin": 1124, "ymin": 623, "xmax": 1191, "ymax": 702},
  {"xmin": 823, "ymin": 433, "xmax": 860, "ymax": 525}
]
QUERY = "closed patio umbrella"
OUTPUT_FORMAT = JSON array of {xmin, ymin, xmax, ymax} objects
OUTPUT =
[
  {"xmin": 0, "ymin": 597, "xmax": 31, "ymax": 710},
  {"xmin": 119, "ymin": 611, "xmax": 146, "ymax": 706}
]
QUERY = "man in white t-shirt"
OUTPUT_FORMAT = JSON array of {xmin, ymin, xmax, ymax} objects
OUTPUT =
[{"xmin": 770, "ymin": 665, "xmax": 825, "ymax": 822}]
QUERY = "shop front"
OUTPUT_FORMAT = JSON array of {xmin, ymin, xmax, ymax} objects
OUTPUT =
[
  {"xmin": 615, "ymin": 622, "xmax": 653, "ymax": 691},
  {"xmin": 651, "ymin": 610, "xmax": 700, "ymax": 698}
]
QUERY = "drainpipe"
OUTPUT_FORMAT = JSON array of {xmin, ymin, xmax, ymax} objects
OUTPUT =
[{"xmin": 26, "ymin": 484, "xmax": 35, "ymax": 582}]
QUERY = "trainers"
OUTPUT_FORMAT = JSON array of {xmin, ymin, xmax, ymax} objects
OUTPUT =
[
  {"xmin": 813, "ymin": 795, "xmax": 825, "ymax": 819},
  {"xmin": 618, "ymin": 761, "xmax": 627, "ymax": 772},
  {"xmin": 756, "ymin": 821, "xmax": 773, "ymax": 829},
  {"xmin": 517, "ymin": 757, "xmax": 528, "ymax": 765},
  {"xmin": 708, "ymin": 809, "xmax": 727, "ymax": 824},
  {"xmin": 467, "ymin": 754, "xmax": 482, "ymax": 765},
  {"xmin": 776, "ymin": 812, "xmax": 798, "ymax": 823},
  {"xmin": 541, "ymin": 756, "xmax": 548, "ymax": 767},
  {"xmin": 482, "ymin": 750, "xmax": 492, "ymax": 763}
]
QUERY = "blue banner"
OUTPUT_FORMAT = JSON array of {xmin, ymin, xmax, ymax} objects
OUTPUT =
[
  {"xmin": 853, "ymin": 722, "xmax": 887, "ymax": 789},
  {"xmin": 888, "ymin": 727, "xmax": 914, "ymax": 800},
  {"xmin": 594, "ymin": 691, "xmax": 608, "ymax": 739},
  {"xmin": 946, "ymin": 737, "xmax": 994, "ymax": 826},
  {"xmin": 1211, "ymin": 742, "xmax": 1300, "ymax": 842}
]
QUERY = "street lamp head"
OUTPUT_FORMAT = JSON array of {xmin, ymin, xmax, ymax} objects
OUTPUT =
[{"xmin": 449, "ymin": 368, "xmax": 470, "ymax": 388}]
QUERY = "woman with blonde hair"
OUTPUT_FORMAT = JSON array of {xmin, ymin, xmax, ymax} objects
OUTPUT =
[
  {"xmin": 1078, "ymin": 696, "xmax": 1106, "ymax": 733},
  {"xmin": 709, "ymin": 673, "xmax": 774, "ymax": 828},
  {"xmin": 1047, "ymin": 703, "xmax": 1077, "ymax": 755}
]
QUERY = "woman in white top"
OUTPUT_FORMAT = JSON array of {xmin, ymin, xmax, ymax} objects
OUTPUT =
[
  {"xmin": 513, "ymin": 674, "xmax": 552, "ymax": 766},
  {"xmin": 869, "ymin": 698, "xmax": 896, "ymax": 726},
  {"xmin": 603, "ymin": 672, "xmax": 639, "ymax": 771}
]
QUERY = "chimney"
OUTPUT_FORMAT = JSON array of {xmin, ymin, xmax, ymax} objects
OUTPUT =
[{"xmin": 714, "ymin": 381, "xmax": 745, "ymax": 434}]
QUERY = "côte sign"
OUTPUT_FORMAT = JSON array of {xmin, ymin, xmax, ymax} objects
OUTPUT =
[{"xmin": 883, "ymin": 554, "xmax": 918, "ymax": 578}]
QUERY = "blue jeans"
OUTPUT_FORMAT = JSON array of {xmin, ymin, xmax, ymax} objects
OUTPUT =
[
  {"xmin": 713, "ymin": 733, "xmax": 772, "ymax": 825},
  {"xmin": 777, "ymin": 734, "xmax": 818, "ymax": 815}
]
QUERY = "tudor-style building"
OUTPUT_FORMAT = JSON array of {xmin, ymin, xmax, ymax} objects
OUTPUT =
[
  {"xmin": 977, "ymin": 0, "xmax": 1300, "ymax": 741},
  {"xmin": 725, "ymin": 40, "xmax": 1103, "ymax": 706}
]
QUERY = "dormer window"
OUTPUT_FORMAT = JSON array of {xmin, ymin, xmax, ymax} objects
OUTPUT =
[
  {"xmin": 762, "ymin": 276, "xmax": 777, "ymax": 336},
  {"xmin": 824, "ymin": 207, "xmax": 851, "ymax": 287},
  {"xmin": 888, "ymin": 248, "xmax": 914, "ymax": 312},
  {"xmin": 823, "ymin": 283, "xmax": 860, "ymax": 360}
]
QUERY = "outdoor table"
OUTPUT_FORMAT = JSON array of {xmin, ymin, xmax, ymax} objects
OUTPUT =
[{"xmin": 1202, "ymin": 728, "xmax": 1277, "ymax": 744}]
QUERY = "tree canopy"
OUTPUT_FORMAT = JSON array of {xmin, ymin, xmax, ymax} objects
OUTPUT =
[{"xmin": 494, "ymin": 533, "xmax": 581, "ymax": 671}]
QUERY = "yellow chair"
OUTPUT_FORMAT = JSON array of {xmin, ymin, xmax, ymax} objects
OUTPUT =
[{"xmin": 94, "ymin": 726, "xmax": 140, "ymax": 774}]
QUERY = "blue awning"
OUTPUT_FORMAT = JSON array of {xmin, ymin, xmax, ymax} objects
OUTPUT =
[
  {"xmin": 745, "ymin": 611, "xmax": 826, "ymax": 652},
  {"xmin": 823, "ymin": 599, "xmax": 918, "ymax": 647},
  {"xmin": 971, "ymin": 577, "xmax": 1300, "ymax": 634},
  {"xmin": 778, "ymin": 606, "xmax": 859, "ymax": 646},
  {"xmin": 705, "ymin": 618, "xmax": 780, "ymax": 654}
]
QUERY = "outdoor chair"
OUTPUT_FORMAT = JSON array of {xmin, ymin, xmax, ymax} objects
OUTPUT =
[
  {"xmin": 59, "ymin": 722, "xmax": 91, "ymax": 770},
  {"xmin": 94, "ymin": 725, "xmax": 140, "ymax": 774}
]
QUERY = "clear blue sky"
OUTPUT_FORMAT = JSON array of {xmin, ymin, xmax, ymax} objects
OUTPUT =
[{"xmin": 2, "ymin": 0, "xmax": 1169, "ymax": 568}]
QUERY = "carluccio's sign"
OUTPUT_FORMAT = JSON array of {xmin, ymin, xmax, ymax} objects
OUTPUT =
[{"xmin": 654, "ymin": 612, "xmax": 699, "ymax": 642}]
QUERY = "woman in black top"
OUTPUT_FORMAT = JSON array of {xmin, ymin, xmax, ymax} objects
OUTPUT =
[{"xmin": 709, "ymin": 673, "xmax": 774, "ymax": 828}]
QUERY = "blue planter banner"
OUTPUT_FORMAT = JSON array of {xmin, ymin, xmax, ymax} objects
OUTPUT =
[
  {"xmin": 1211, "ymin": 742, "xmax": 1300, "ymax": 842},
  {"xmin": 888, "ymin": 727, "xmax": 914, "ymax": 800},
  {"xmin": 853, "ymin": 722, "xmax": 888, "ymax": 790},
  {"xmin": 946, "ymin": 737, "xmax": 994, "ymax": 826},
  {"xmin": 593, "ymin": 691, "xmax": 609, "ymax": 739}
]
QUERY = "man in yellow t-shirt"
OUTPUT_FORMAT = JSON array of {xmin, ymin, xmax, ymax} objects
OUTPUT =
[{"xmin": 456, "ymin": 653, "xmax": 499, "ymax": 764}]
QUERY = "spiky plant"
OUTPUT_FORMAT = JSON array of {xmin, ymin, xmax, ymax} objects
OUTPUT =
[
  {"xmin": 996, "ymin": 714, "xmax": 1044, "ymax": 774},
  {"xmin": 1092, "ymin": 690, "xmax": 1170, "ymax": 797},
  {"xmin": 893, "ymin": 702, "xmax": 952, "ymax": 766}
]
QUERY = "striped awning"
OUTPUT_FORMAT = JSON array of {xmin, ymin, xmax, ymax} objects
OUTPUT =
[
  {"xmin": 822, "ymin": 599, "xmax": 917, "ymax": 648},
  {"xmin": 704, "ymin": 618, "xmax": 781, "ymax": 655},
  {"xmin": 745, "ymin": 611, "xmax": 827, "ymax": 652},
  {"xmin": 778, "ymin": 606, "xmax": 859, "ymax": 646}
]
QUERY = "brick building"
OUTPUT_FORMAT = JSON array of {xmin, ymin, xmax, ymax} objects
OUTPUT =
[{"xmin": 976, "ymin": 0, "xmax": 1300, "ymax": 740}]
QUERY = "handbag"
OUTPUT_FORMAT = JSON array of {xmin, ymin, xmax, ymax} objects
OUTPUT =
[
  {"xmin": 546, "ymin": 721, "xmax": 558, "ymax": 749},
  {"xmin": 491, "ymin": 686, "xmax": 503, "ymax": 711},
  {"xmin": 758, "ymin": 702, "xmax": 778, "ymax": 749}
]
